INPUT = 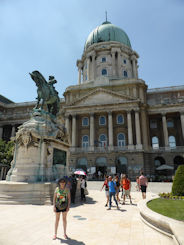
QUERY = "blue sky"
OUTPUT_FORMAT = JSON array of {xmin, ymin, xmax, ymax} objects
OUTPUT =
[{"xmin": 0, "ymin": 0, "xmax": 184, "ymax": 102}]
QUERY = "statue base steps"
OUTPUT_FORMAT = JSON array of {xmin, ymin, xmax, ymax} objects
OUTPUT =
[
  {"xmin": 0, "ymin": 181, "xmax": 56, "ymax": 205},
  {"xmin": 0, "ymin": 180, "xmax": 81, "ymax": 205}
]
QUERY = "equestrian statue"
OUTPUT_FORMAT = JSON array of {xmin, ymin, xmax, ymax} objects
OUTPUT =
[{"xmin": 30, "ymin": 71, "xmax": 60, "ymax": 116}]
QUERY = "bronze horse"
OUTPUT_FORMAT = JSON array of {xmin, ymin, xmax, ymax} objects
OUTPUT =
[{"xmin": 30, "ymin": 71, "xmax": 60, "ymax": 116}]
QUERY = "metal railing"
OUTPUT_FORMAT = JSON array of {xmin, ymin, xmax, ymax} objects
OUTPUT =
[{"xmin": 69, "ymin": 145, "xmax": 184, "ymax": 153}]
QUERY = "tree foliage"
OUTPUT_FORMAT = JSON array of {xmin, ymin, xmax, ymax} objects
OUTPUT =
[
  {"xmin": 172, "ymin": 165, "xmax": 184, "ymax": 196},
  {"xmin": 0, "ymin": 139, "xmax": 14, "ymax": 165}
]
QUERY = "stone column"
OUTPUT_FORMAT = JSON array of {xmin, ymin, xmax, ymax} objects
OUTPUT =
[
  {"xmin": 180, "ymin": 112, "xmax": 184, "ymax": 141},
  {"xmin": 11, "ymin": 125, "xmax": 15, "ymax": 137},
  {"xmin": 65, "ymin": 115, "xmax": 71, "ymax": 144},
  {"xmin": 77, "ymin": 60, "xmax": 83, "ymax": 84},
  {"xmin": 140, "ymin": 109, "xmax": 149, "ymax": 151},
  {"xmin": 139, "ymin": 87, "xmax": 144, "ymax": 103},
  {"xmin": 0, "ymin": 126, "xmax": 3, "ymax": 139},
  {"xmin": 162, "ymin": 113, "xmax": 169, "ymax": 147},
  {"xmin": 92, "ymin": 52, "xmax": 96, "ymax": 80},
  {"xmin": 127, "ymin": 110, "xmax": 134, "ymax": 149},
  {"xmin": 135, "ymin": 109, "xmax": 142, "ymax": 149},
  {"xmin": 108, "ymin": 112, "xmax": 113, "ymax": 150},
  {"xmin": 78, "ymin": 67, "xmax": 81, "ymax": 85},
  {"xmin": 112, "ymin": 52, "xmax": 116, "ymax": 76},
  {"xmin": 131, "ymin": 55, "xmax": 137, "ymax": 78},
  {"xmin": 133, "ymin": 87, "xmax": 137, "ymax": 98},
  {"xmin": 87, "ymin": 57, "xmax": 90, "ymax": 81},
  {"xmin": 72, "ymin": 114, "xmax": 76, "ymax": 148},
  {"xmin": 117, "ymin": 51, "xmax": 121, "ymax": 77},
  {"xmin": 90, "ymin": 113, "xmax": 95, "ymax": 150}
]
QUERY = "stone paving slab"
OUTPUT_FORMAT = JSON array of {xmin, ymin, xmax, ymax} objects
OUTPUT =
[{"xmin": 0, "ymin": 190, "xmax": 174, "ymax": 245}]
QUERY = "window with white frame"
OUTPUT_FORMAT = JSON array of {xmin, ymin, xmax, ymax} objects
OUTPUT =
[
  {"xmin": 167, "ymin": 119, "xmax": 174, "ymax": 128},
  {"xmin": 152, "ymin": 136, "xmax": 159, "ymax": 149},
  {"xmin": 99, "ymin": 116, "xmax": 106, "ymax": 125},
  {"xmin": 102, "ymin": 69, "xmax": 107, "ymax": 76},
  {"xmin": 102, "ymin": 57, "xmax": 106, "ymax": 62},
  {"xmin": 117, "ymin": 114, "xmax": 124, "ymax": 124},
  {"xmin": 150, "ymin": 120, "xmax": 157, "ymax": 129},
  {"xmin": 82, "ymin": 135, "xmax": 89, "ymax": 148},
  {"xmin": 82, "ymin": 117, "xmax": 89, "ymax": 126},
  {"xmin": 117, "ymin": 133, "xmax": 126, "ymax": 147},
  {"xmin": 99, "ymin": 134, "xmax": 107, "ymax": 147},
  {"xmin": 169, "ymin": 135, "xmax": 176, "ymax": 148}
]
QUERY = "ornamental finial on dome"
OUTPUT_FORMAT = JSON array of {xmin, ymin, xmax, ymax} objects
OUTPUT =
[{"xmin": 102, "ymin": 11, "xmax": 111, "ymax": 25}]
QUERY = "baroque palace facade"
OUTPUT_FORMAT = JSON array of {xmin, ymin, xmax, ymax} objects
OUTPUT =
[{"xmin": 1, "ymin": 20, "xmax": 184, "ymax": 180}]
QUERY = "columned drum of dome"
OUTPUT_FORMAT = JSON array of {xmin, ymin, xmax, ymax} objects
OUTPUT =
[{"xmin": 84, "ymin": 21, "xmax": 131, "ymax": 50}]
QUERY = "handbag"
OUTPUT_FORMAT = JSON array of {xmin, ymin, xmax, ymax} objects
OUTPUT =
[
  {"xmin": 84, "ymin": 188, "xmax": 89, "ymax": 195},
  {"xmin": 55, "ymin": 198, "xmax": 68, "ymax": 210}
]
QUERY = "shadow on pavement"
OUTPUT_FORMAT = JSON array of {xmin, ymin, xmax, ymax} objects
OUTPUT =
[
  {"xmin": 57, "ymin": 237, "xmax": 85, "ymax": 244},
  {"xmin": 70, "ymin": 196, "xmax": 96, "ymax": 208}
]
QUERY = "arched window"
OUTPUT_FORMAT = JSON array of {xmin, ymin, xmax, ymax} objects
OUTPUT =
[
  {"xmin": 117, "ymin": 133, "xmax": 126, "ymax": 147},
  {"xmin": 82, "ymin": 117, "xmax": 89, "ymax": 126},
  {"xmin": 123, "ymin": 59, "xmax": 127, "ymax": 64},
  {"xmin": 82, "ymin": 135, "xmax": 89, "ymax": 148},
  {"xmin": 152, "ymin": 136, "xmax": 159, "ymax": 149},
  {"xmin": 167, "ymin": 119, "xmax": 174, "ymax": 128},
  {"xmin": 96, "ymin": 157, "xmax": 107, "ymax": 166},
  {"xmin": 99, "ymin": 134, "xmax": 107, "ymax": 147},
  {"xmin": 123, "ymin": 70, "xmax": 128, "ymax": 77},
  {"xmin": 99, "ymin": 116, "xmax": 106, "ymax": 125},
  {"xmin": 102, "ymin": 57, "xmax": 106, "ymax": 63},
  {"xmin": 154, "ymin": 157, "xmax": 165, "ymax": 167},
  {"xmin": 117, "ymin": 157, "xmax": 128, "ymax": 174},
  {"xmin": 169, "ymin": 136, "xmax": 176, "ymax": 148},
  {"xmin": 77, "ymin": 158, "xmax": 88, "ymax": 172},
  {"xmin": 102, "ymin": 69, "xmax": 107, "ymax": 76},
  {"xmin": 117, "ymin": 114, "xmax": 124, "ymax": 124}
]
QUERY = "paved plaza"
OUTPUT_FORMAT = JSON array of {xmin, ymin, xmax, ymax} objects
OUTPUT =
[{"xmin": 0, "ymin": 182, "xmax": 174, "ymax": 245}]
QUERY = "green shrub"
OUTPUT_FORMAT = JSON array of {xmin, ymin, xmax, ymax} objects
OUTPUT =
[
  {"xmin": 0, "ymin": 139, "xmax": 14, "ymax": 165},
  {"xmin": 172, "ymin": 165, "xmax": 184, "ymax": 196}
]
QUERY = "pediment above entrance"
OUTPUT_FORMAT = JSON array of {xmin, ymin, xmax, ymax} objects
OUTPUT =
[{"xmin": 69, "ymin": 88, "xmax": 137, "ymax": 107}]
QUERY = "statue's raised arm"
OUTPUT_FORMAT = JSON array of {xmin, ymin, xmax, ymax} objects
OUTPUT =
[{"xmin": 30, "ymin": 70, "xmax": 60, "ymax": 116}]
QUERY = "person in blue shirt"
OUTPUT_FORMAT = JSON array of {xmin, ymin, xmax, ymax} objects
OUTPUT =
[{"xmin": 107, "ymin": 176, "xmax": 119, "ymax": 210}]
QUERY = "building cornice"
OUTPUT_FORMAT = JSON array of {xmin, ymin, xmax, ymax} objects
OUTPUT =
[{"xmin": 147, "ymin": 85, "xmax": 184, "ymax": 94}]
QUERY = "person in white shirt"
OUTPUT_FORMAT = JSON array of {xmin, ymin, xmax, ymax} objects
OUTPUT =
[{"xmin": 80, "ymin": 176, "xmax": 86, "ymax": 201}]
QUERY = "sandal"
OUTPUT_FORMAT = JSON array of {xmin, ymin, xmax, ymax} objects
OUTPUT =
[
  {"xmin": 53, "ymin": 234, "xmax": 57, "ymax": 240},
  {"xmin": 64, "ymin": 234, "xmax": 68, "ymax": 239}
]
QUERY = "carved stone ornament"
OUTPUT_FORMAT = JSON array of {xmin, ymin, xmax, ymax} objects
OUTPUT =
[{"xmin": 16, "ymin": 129, "xmax": 32, "ymax": 148}]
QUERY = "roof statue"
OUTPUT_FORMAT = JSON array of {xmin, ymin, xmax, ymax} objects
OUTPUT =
[{"xmin": 30, "ymin": 70, "xmax": 60, "ymax": 116}]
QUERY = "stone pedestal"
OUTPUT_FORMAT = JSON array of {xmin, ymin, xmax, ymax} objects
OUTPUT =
[
  {"xmin": 6, "ymin": 109, "xmax": 69, "ymax": 182},
  {"xmin": 0, "ymin": 109, "xmax": 70, "ymax": 205}
]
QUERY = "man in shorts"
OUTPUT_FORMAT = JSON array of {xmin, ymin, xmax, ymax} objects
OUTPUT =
[{"xmin": 121, "ymin": 174, "xmax": 132, "ymax": 205}]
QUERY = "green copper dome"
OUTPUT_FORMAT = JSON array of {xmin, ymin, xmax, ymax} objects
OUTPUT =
[{"xmin": 84, "ymin": 21, "xmax": 131, "ymax": 50}]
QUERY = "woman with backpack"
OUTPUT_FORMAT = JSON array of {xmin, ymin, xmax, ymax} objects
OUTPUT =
[{"xmin": 53, "ymin": 177, "xmax": 71, "ymax": 240}]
